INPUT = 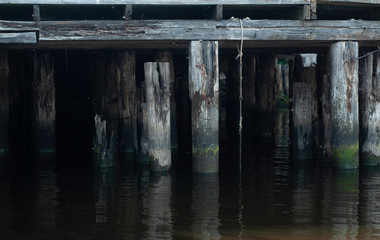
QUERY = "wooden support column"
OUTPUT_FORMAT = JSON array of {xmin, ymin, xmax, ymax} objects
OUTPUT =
[
  {"xmin": 155, "ymin": 51, "xmax": 177, "ymax": 150},
  {"xmin": 118, "ymin": 51, "xmax": 138, "ymax": 154},
  {"xmin": 360, "ymin": 52, "xmax": 380, "ymax": 166},
  {"xmin": 318, "ymin": 51, "xmax": 332, "ymax": 160},
  {"xmin": 0, "ymin": 51, "xmax": 9, "ymax": 153},
  {"xmin": 92, "ymin": 53, "xmax": 119, "ymax": 168},
  {"xmin": 292, "ymin": 82, "xmax": 312, "ymax": 159},
  {"xmin": 275, "ymin": 61, "xmax": 284, "ymax": 101},
  {"xmin": 189, "ymin": 41, "xmax": 219, "ymax": 173},
  {"xmin": 142, "ymin": 62, "xmax": 171, "ymax": 171},
  {"xmin": 33, "ymin": 53, "xmax": 55, "ymax": 154},
  {"xmin": 293, "ymin": 54, "xmax": 318, "ymax": 155},
  {"xmin": 330, "ymin": 41, "xmax": 359, "ymax": 169},
  {"xmin": 282, "ymin": 63, "xmax": 290, "ymax": 97},
  {"xmin": 256, "ymin": 54, "xmax": 276, "ymax": 137}
]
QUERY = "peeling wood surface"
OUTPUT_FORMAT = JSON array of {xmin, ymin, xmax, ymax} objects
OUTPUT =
[
  {"xmin": 0, "ymin": 0, "xmax": 310, "ymax": 5},
  {"xmin": 142, "ymin": 62, "xmax": 171, "ymax": 171},
  {"xmin": 155, "ymin": 51, "xmax": 177, "ymax": 149},
  {"xmin": 329, "ymin": 41, "xmax": 359, "ymax": 169},
  {"xmin": 189, "ymin": 41, "xmax": 219, "ymax": 173}
]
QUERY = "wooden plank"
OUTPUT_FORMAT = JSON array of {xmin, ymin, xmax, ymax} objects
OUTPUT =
[
  {"xmin": 0, "ymin": 20, "xmax": 38, "ymax": 32},
  {"xmin": 0, "ymin": 0, "xmax": 310, "ymax": 5},
  {"xmin": 0, "ymin": 32, "xmax": 36, "ymax": 43},
  {"xmin": 38, "ymin": 20, "xmax": 380, "ymax": 42},
  {"xmin": 319, "ymin": 0, "xmax": 380, "ymax": 5}
]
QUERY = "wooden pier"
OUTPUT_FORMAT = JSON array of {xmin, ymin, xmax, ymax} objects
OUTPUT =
[{"xmin": 1, "ymin": 0, "xmax": 380, "ymax": 171}]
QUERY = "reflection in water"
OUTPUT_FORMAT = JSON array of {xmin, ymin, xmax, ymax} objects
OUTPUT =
[
  {"xmin": 0, "ymin": 158, "xmax": 11, "ymax": 238},
  {"xmin": 330, "ymin": 170, "xmax": 359, "ymax": 239},
  {"xmin": 192, "ymin": 174, "xmax": 220, "ymax": 240},
  {"xmin": 36, "ymin": 156, "xmax": 58, "ymax": 233},
  {"xmin": 359, "ymin": 167, "xmax": 380, "ymax": 239},
  {"xmin": 291, "ymin": 163, "xmax": 316, "ymax": 225},
  {"xmin": 2, "ymin": 109, "xmax": 380, "ymax": 240},
  {"xmin": 143, "ymin": 172, "xmax": 173, "ymax": 240},
  {"xmin": 94, "ymin": 167, "xmax": 117, "ymax": 223}
]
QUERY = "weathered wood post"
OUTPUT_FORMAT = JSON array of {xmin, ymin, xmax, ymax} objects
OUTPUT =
[
  {"xmin": 155, "ymin": 51, "xmax": 177, "ymax": 150},
  {"xmin": 33, "ymin": 53, "xmax": 56, "ymax": 154},
  {"xmin": 0, "ymin": 51, "xmax": 9, "ymax": 153},
  {"xmin": 92, "ymin": 54, "xmax": 119, "ymax": 168},
  {"xmin": 189, "ymin": 41, "xmax": 219, "ymax": 173},
  {"xmin": 318, "ymin": 51, "xmax": 332, "ymax": 160},
  {"xmin": 118, "ymin": 51, "xmax": 138, "ymax": 155},
  {"xmin": 282, "ymin": 64, "xmax": 290, "ymax": 97},
  {"xmin": 330, "ymin": 41, "xmax": 359, "ymax": 169},
  {"xmin": 256, "ymin": 54, "xmax": 276, "ymax": 137},
  {"xmin": 292, "ymin": 82, "xmax": 312, "ymax": 159},
  {"xmin": 142, "ymin": 62, "xmax": 171, "ymax": 171},
  {"xmin": 360, "ymin": 52, "xmax": 380, "ymax": 166}
]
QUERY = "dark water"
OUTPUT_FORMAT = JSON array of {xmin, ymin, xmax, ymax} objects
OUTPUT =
[{"xmin": 1, "ymin": 111, "xmax": 380, "ymax": 240}]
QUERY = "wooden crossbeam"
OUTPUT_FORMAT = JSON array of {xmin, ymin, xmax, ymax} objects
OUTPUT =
[
  {"xmin": 34, "ymin": 19, "xmax": 380, "ymax": 42},
  {"xmin": 0, "ymin": 32, "xmax": 37, "ymax": 43},
  {"xmin": 0, "ymin": 0, "xmax": 310, "ymax": 5}
]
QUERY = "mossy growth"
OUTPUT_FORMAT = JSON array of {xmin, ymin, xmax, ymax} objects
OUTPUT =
[
  {"xmin": 332, "ymin": 144, "xmax": 359, "ymax": 169},
  {"xmin": 192, "ymin": 144, "xmax": 219, "ymax": 158}
]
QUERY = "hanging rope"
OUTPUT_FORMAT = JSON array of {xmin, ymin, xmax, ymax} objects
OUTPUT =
[
  {"xmin": 236, "ymin": 18, "xmax": 244, "ymax": 171},
  {"xmin": 237, "ymin": 18, "xmax": 245, "ymax": 240}
]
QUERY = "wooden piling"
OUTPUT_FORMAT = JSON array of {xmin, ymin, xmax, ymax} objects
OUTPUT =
[
  {"xmin": 293, "ymin": 54, "xmax": 318, "ymax": 154},
  {"xmin": 282, "ymin": 64, "xmax": 290, "ymax": 97},
  {"xmin": 360, "ymin": 52, "xmax": 380, "ymax": 166},
  {"xmin": 275, "ymin": 61, "xmax": 284, "ymax": 101},
  {"xmin": 33, "ymin": 53, "xmax": 56, "ymax": 154},
  {"xmin": 189, "ymin": 41, "xmax": 219, "ymax": 173},
  {"xmin": 318, "ymin": 51, "xmax": 332, "ymax": 160},
  {"xmin": 292, "ymin": 82, "xmax": 312, "ymax": 159},
  {"xmin": 256, "ymin": 54, "xmax": 276, "ymax": 137},
  {"xmin": 142, "ymin": 62, "xmax": 171, "ymax": 171},
  {"xmin": 155, "ymin": 51, "xmax": 177, "ymax": 150},
  {"xmin": 330, "ymin": 41, "xmax": 359, "ymax": 169},
  {"xmin": 92, "ymin": 53, "xmax": 119, "ymax": 168},
  {"xmin": 0, "ymin": 51, "xmax": 9, "ymax": 153},
  {"xmin": 118, "ymin": 51, "xmax": 138, "ymax": 154}
]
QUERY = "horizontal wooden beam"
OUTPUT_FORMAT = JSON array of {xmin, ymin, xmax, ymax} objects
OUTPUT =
[
  {"xmin": 0, "ymin": 0, "xmax": 310, "ymax": 5},
  {"xmin": 36, "ymin": 20, "xmax": 380, "ymax": 42},
  {"xmin": 0, "ymin": 32, "xmax": 37, "ymax": 43},
  {"xmin": 319, "ymin": 0, "xmax": 380, "ymax": 5},
  {"xmin": 0, "ymin": 20, "xmax": 38, "ymax": 32}
]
